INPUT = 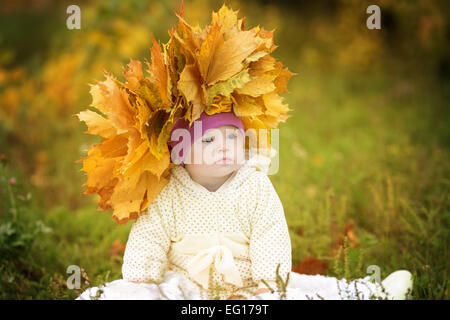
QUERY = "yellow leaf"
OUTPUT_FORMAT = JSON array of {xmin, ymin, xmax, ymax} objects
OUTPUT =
[
  {"xmin": 132, "ymin": 95, "xmax": 151, "ymax": 139},
  {"xmin": 111, "ymin": 170, "xmax": 170, "ymax": 225},
  {"xmin": 206, "ymin": 69, "xmax": 251, "ymax": 105},
  {"xmin": 259, "ymin": 112, "xmax": 291, "ymax": 129},
  {"xmin": 177, "ymin": 63, "xmax": 205, "ymax": 123},
  {"xmin": 81, "ymin": 146, "xmax": 118, "ymax": 194},
  {"xmin": 122, "ymin": 148, "xmax": 170, "ymax": 189},
  {"xmin": 157, "ymin": 97, "xmax": 185, "ymax": 154},
  {"xmin": 97, "ymin": 75, "xmax": 136, "ymax": 135},
  {"xmin": 148, "ymin": 37, "xmax": 170, "ymax": 108},
  {"xmin": 232, "ymin": 93, "xmax": 264, "ymax": 117},
  {"xmin": 178, "ymin": 63, "xmax": 202, "ymax": 105},
  {"xmin": 205, "ymin": 30, "xmax": 258, "ymax": 85},
  {"xmin": 88, "ymin": 80, "xmax": 110, "ymax": 116},
  {"xmin": 249, "ymin": 54, "xmax": 276, "ymax": 75},
  {"xmin": 255, "ymin": 27, "xmax": 278, "ymax": 52},
  {"xmin": 136, "ymin": 78, "xmax": 164, "ymax": 111},
  {"xmin": 274, "ymin": 62, "xmax": 296, "ymax": 93},
  {"xmin": 120, "ymin": 129, "xmax": 148, "ymax": 175},
  {"xmin": 174, "ymin": 13, "xmax": 202, "ymax": 55},
  {"xmin": 211, "ymin": 4, "xmax": 239, "ymax": 33},
  {"xmin": 244, "ymin": 50, "xmax": 268, "ymax": 64},
  {"xmin": 206, "ymin": 95, "xmax": 233, "ymax": 115},
  {"xmin": 262, "ymin": 92, "xmax": 290, "ymax": 118},
  {"xmin": 199, "ymin": 23, "xmax": 225, "ymax": 83},
  {"xmin": 240, "ymin": 115, "xmax": 271, "ymax": 150},
  {"xmin": 235, "ymin": 73, "xmax": 277, "ymax": 97},
  {"xmin": 76, "ymin": 109, "xmax": 117, "ymax": 138}
]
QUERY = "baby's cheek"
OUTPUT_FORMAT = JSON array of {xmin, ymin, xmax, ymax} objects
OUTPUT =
[{"xmin": 204, "ymin": 152, "xmax": 216, "ymax": 164}]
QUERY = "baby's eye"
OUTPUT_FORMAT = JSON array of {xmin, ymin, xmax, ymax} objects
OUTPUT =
[
  {"xmin": 202, "ymin": 136, "xmax": 214, "ymax": 143},
  {"xmin": 228, "ymin": 132, "xmax": 237, "ymax": 139}
]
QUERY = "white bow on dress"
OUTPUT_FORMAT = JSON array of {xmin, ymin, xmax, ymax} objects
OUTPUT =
[{"xmin": 172, "ymin": 232, "xmax": 249, "ymax": 290}]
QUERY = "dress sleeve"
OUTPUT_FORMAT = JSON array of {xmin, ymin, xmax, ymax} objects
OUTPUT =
[
  {"xmin": 122, "ymin": 197, "xmax": 171, "ymax": 284},
  {"xmin": 249, "ymin": 172, "xmax": 292, "ymax": 287}
]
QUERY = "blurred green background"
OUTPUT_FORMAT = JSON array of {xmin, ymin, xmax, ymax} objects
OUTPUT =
[{"xmin": 0, "ymin": 0, "xmax": 448, "ymax": 299}]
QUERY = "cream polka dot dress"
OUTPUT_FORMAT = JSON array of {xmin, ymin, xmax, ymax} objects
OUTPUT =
[
  {"xmin": 122, "ymin": 163, "xmax": 292, "ymax": 300},
  {"xmin": 76, "ymin": 161, "xmax": 412, "ymax": 300}
]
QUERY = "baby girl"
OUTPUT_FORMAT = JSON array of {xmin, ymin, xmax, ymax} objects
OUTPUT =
[
  {"xmin": 121, "ymin": 110, "xmax": 292, "ymax": 300},
  {"xmin": 76, "ymin": 111, "xmax": 413, "ymax": 300}
]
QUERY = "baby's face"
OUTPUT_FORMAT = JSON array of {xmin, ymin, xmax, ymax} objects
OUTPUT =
[{"xmin": 184, "ymin": 125, "xmax": 245, "ymax": 178}]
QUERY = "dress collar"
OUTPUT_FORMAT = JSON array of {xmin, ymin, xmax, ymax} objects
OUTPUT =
[{"xmin": 170, "ymin": 163, "xmax": 255, "ymax": 197}]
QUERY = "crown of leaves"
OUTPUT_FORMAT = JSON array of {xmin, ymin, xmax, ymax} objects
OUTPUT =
[{"xmin": 76, "ymin": 2, "xmax": 295, "ymax": 224}]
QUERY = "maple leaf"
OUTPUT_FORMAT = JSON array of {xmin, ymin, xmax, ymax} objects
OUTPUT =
[
  {"xmin": 148, "ymin": 37, "xmax": 171, "ymax": 108},
  {"xmin": 211, "ymin": 4, "xmax": 240, "ymax": 34},
  {"xmin": 123, "ymin": 59, "xmax": 144, "ymax": 91},
  {"xmin": 232, "ymin": 93, "xmax": 264, "ymax": 117},
  {"xmin": 76, "ymin": 109, "xmax": 117, "ymax": 138},
  {"xmin": 262, "ymin": 92, "xmax": 290, "ymax": 119},
  {"xmin": 205, "ymin": 30, "xmax": 258, "ymax": 85},
  {"xmin": 76, "ymin": 73, "xmax": 172, "ymax": 224},
  {"xmin": 76, "ymin": 3, "xmax": 295, "ymax": 225}
]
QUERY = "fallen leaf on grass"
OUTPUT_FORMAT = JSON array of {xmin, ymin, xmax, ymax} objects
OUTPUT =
[{"xmin": 292, "ymin": 256, "xmax": 329, "ymax": 275}]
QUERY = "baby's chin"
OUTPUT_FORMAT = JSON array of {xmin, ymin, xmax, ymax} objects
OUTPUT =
[
  {"xmin": 209, "ymin": 162, "xmax": 243, "ymax": 174},
  {"xmin": 188, "ymin": 161, "xmax": 241, "ymax": 176}
]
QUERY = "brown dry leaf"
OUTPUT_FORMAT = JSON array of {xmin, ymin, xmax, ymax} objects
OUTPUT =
[{"xmin": 292, "ymin": 257, "xmax": 329, "ymax": 275}]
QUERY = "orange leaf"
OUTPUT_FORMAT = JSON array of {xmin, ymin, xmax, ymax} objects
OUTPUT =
[
  {"xmin": 123, "ymin": 59, "xmax": 144, "ymax": 91},
  {"xmin": 149, "ymin": 37, "xmax": 170, "ymax": 107},
  {"xmin": 205, "ymin": 30, "xmax": 258, "ymax": 85}
]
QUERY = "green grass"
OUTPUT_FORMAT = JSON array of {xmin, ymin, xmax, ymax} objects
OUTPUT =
[
  {"xmin": 276, "ymin": 71, "xmax": 449, "ymax": 300},
  {"xmin": 1, "ymin": 70, "xmax": 448, "ymax": 299},
  {"xmin": 0, "ymin": 162, "xmax": 132, "ymax": 299}
]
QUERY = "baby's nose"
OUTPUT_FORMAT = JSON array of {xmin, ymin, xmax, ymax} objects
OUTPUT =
[{"xmin": 217, "ymin": 141, "xmax": 232, "ymax": 153}]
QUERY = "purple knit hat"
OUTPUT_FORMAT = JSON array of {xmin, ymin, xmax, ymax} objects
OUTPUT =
[{"xmin": 168, "ymin": 111, "xmax": 245, "ymax": 166}]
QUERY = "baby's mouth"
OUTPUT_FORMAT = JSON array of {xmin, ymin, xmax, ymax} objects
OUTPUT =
[{"xmin": 215, "ymin": 157, "xmax": 233, "ymax": 164}]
